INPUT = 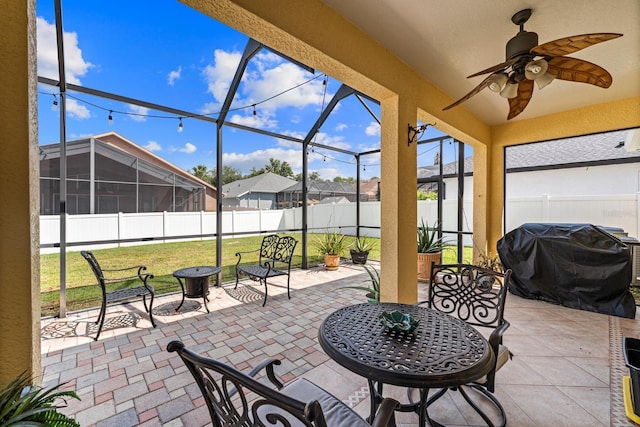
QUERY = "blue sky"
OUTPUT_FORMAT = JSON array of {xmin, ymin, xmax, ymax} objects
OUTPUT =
[{"xmin": 36, "ymin": 0, "xmax": 453, "ymax": 181}]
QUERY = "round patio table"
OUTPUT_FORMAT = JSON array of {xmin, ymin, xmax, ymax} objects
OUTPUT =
[
  {"xmin": 173, "ymin": 266, "xmax": 220, "ymax": 313},
  {"xmin": 318, "ymin": 302, "xmax": 495, "ymax": 426}
]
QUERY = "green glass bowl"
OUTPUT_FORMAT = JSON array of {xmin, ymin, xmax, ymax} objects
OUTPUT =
[{"xmin": 379, "ymin": 310, "xmax": 420, "ymax": 333}]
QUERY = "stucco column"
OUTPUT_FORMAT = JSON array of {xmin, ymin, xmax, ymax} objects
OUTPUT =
[
  {"xmin": 0, "ymin": 0, "xmax": 41, "ymax": 383},
  {"xmin": 379, "ymin": 96, "xmax": 417, "ymax": 304}
]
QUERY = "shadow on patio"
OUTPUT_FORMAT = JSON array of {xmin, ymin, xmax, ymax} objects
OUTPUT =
[{"xmin": 40, "ymin": 263, "xmax": 639, "ymax": 426}]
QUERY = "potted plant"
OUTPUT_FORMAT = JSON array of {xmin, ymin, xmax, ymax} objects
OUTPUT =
[
  {"xmin": 341, "ymin": 265, "xmax": 380, "ymax": 302},
  {"xmin": 477, "ymin": 251, "xmax": 504, "ymax": 273},
  {"xmin": 349, "ymin": 236, "xmax": 374, "ymax": 264},
  {"xmin": 0, "ymin": 371, "xmax": 80, "ymax": 426},
  {"xmin": 314, "ymin": 230, "xmax": 348, "ymax": 270},
  {"xmin": 417, "ymin": 219, "xmax": 446, "ymax": 282}
]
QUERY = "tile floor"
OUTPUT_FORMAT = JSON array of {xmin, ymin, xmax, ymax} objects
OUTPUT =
[{"xmin": 40, "ymin": 262, "xmax": 640, "ymax": 426}]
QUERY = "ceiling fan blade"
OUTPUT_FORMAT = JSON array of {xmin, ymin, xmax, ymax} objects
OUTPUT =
[
  {"xmin": 547, "ymin": 56, "xmax": 613, "ymax": 88},
  {"xmin": 443, "ymin": 74, "xmax": 496, "ymax": 111},
  {"xmin": 467, "ymin": 58, "xmax": 519, "ymax": 78},
  {"xmin": 531, "ymin": 33, "xmax": 622, "ymax": 57},
  {"xmin": 507, "ymin": 79, "xmax": 534, "ymax": 120}
]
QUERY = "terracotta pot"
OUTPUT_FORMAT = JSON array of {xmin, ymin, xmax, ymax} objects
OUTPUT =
[
  {"xmin": 324, "ymin": 254, "xmax": 341, "ymax": 270},
  {"xmin": 417, "ymin": 252, "xmax": 441, "ymax": 282}
]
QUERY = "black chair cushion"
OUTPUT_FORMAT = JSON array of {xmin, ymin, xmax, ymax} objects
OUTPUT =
[{"xmin": 274, "ymin": 378, "xmax": 370, "ymax": 427}]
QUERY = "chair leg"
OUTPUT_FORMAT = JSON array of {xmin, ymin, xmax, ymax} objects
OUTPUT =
[
  {"xmin": 95, "ymin": 300, "xmax": 107, "ymax": 341},
  {"xmin": 458, "ymin": 384, "xmax": 506, "ymax": 427},
  {"xmin": 286, "ymin": 274, "xmax": 291, "ymax": 299},
  {"xmin": 261, "ymin": 277, "xmax": 268, "ymax": 307},
  {"xmin": 235, "ymin": 268, "xmax": 240, "ymax": 289},
  {"xmin": 147, "ymin": 293, "xmax": 156, "ymax": 328}
]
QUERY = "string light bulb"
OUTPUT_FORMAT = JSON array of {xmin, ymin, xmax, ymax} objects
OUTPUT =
[
  {"xmin": 178, "ymin": 117, "xmax": 183, "ymax": 132},
  {"xmin": 51, "ymin": 94, "xmax": 58, "ymax": 111},
  {"xmin": 252, "ymin": 105, "xmax": 257, "ymax": 116},
  {"xmin": 108, "ymin": 110, "xmax": 113, "ymax": 125}
]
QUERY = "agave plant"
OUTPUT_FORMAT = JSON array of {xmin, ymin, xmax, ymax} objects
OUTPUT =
[
  {"xmin": 417, "ymin": 219, "xmax": 447, "ymax": 253},
  {"xmin": 0, "ymin": 371, "xmax": 80, "ymax": 427},
  {"xmin": 341, "ymin": 265, "xmax": 381, "ymax": 302}
]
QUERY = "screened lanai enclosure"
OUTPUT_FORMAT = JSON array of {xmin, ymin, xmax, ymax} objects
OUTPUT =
[
  {"xmin": 40, "ymin": 137, "xmax": 210, "ymax": 215},
  {"xmin": 37, "ymin": 0, "xmax": 470, "ymax": 316}
]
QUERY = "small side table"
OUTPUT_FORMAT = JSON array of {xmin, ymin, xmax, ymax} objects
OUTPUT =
[{"xmin": 173, "ymin": 266, "xmax": 220, "ymax": 313}]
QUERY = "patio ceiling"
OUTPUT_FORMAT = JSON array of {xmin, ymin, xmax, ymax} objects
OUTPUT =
[{"xmin": 320, "ymin": 0, "xmax": 640, "ymax": 126}]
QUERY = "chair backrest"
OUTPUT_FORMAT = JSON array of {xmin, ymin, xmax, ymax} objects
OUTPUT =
[
  {"xmin": 167, "ymin": 341, "xmax": 327, "ymax": 427},
  {"xmin": 259, "ymin": 234, "xmax": 281, "ymax": 261},
  {"xmin": 81, "ymin": 250, "xmax": 104, "ymax": 284},
  {"xmin": 273, "ymin": 236, "xmax": 298, "ymax": 265},
  {"xmin": 428, "ymin": 263, "xmax": 511, "ymax": 330}
]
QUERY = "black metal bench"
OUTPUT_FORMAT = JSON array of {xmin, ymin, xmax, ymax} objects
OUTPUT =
[
  {"xmin": 235, "ymin": 234, "xmax": 298, "ymax": 306},
  {"xmin": 81, "ymin": 250, "xmax": 156, "ymax": 340}
]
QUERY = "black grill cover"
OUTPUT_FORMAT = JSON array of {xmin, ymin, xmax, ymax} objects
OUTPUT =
[{"xmin": 497, "ymin": 223, "xmax": 636, "ymax": 318}]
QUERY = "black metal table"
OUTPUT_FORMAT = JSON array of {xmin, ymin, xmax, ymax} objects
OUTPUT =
[
  {"xmin": 318, "ymin": 302, "xmax": 495, "ymax": 426},
  {"xmin": 173, "ymin": 266, "xmax": 220, "ymax": 313}
]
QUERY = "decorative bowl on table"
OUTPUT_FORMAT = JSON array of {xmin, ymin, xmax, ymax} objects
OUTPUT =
[{"xmin": 379, "ymin": 310, "xmax": 420, "ymax": 333}]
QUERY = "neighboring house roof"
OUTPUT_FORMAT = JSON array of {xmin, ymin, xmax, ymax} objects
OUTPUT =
[
  {"xmin": 418, "ymin": 129, "xmax": 639, "ymax": 178},
  {"xmin": 281, "ymin": 180, "xmax": 357, "ymax": 195},
  {"xmin": 222, "ymin": 172, "xmax": 297, "ymax": 198},
  {"xmin": 359, "ymin": 179, "xmax": 380, "ymax": 195}
]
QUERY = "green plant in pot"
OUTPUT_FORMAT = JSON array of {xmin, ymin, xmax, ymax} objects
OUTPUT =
[
  {"xmin": 349, "ymin": 236, "xmax": 374, "ymax": 264},
  {"xmin": 341, "ymin": 264, "xmax": 380, "ymax": 302},
  {"xmin": 417, "ymin": 219, "xmax": 447, "ymax": 282},
  {"xmin": 314, "ymin": 230, "xmax": 348, "ymax": 270},
  {"xmin": 0, "ymin": 371, "xmax": 80, "ymax": 426}
]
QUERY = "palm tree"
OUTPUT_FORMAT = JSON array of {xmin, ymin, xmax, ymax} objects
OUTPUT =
[{"xmin": 190, "ymin": 164, "xmax": 212, "ymax": 184}]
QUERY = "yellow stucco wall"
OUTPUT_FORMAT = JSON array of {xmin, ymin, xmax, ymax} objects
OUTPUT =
[{"xmin": 0, "ymin": 0, "xmax": 41, "ymax": 383}]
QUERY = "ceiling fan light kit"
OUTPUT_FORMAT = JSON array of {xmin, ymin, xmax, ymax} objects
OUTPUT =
[{"xmin": 443, "ymin": 8, "xmax": 622, "ymax": 119}]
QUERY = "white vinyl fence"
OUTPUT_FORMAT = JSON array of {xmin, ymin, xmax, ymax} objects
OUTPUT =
[{"xmin": 40, "ymin": 193, "xmax": 640, "ymax": 253}]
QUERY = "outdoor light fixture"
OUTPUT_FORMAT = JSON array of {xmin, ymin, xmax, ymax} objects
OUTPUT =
[
  {"xmin": 525, "ymin": 58, "xmax": 555, "ymax": 89},
  {"xmin": 487, "ymin": 73, "xmax": 508, "ymax": 93},
  {"xmin": 108, "ymin": 110, "xmax": 113, "ymax": 125},
  {"xmin": 408, "ymin": 122, "xmax": 435, "ymax": 145},
  {"xmin": 178, "ymin": 117, "xmax": 183, "ymax": 132},
  {"xmin": 500, "ymin": 81, "xmax": 519, "ymax": 98}
]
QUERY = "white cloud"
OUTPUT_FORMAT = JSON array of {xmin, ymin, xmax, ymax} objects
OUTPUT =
[
  {"xmin": 66, "ymin": 98, "xmax": 90, "ymax": 119},
  {"xmin": 365, "ymin": 121, "xmax": 380, "ymax": 137},
  {"xmin": 202, "ymin": 49, "xmax": 329, "ymax": 119},
  {"xmin": 144, "ymin": 141, "xmax": 162, "ymax": 152},
  {"xmin": 168, "ymin": 66, "xmax": 182, "ymax": 85},
  {"xmin": 203, "ymin": 49, "xmax": 242, "ymax": 103},
  {"xmin": 335, "ymin": 123, "xmax": 348, "ymax": 132},
  {"xmin": 312, "ymin": 132, "xmax": 351, "ymax": 151},
  {"xmin": 128, "ymin": 105, "xmax": 149, "ymax": 122},
  {"xmin": 36, "ymin": 17, "xmax": 92, "ymax": 85},
  {"xmin": 179, "ymin": 142, "xmax": 197, "ymax": 153},
  {"xmin": 223, "ymin": 148, "xmax": 303, "ymax": 174},
  {"xmin": 229, "ymin": 112, "xmax": 278, "ymax": 129}
]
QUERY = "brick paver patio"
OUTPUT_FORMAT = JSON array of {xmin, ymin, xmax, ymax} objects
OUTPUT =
[{"xmin": 40, "ymin": 262, "xmax": 639, "ymax": 426}]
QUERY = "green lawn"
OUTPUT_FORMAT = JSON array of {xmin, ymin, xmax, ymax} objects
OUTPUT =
[{"xmin": 39, "ymin": 235, "xmax": 472, "ymax": 316}]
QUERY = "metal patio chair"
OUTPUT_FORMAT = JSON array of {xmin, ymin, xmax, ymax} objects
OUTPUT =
[
  {"xmin": 413, "ymin": 263, "xmax": 512, "ymax": 427},
  {"xmin": 81, "ymin": 250, "xmax": 156, "ymax": 340},
  {"xmin": 167, "ymin": 340, "xmax": 398, "ymax": 427}
]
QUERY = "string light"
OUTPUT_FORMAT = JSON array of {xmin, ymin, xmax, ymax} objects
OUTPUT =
[
  {"xmin": 58, "ymin": 72, "xmax": 326, "ymax": 125},
  {"xmin": 108, "ymin": 110, "xmax": 113, "ymax": 125},
  {"xmin": 178, "ymin": 117, "xmax": 183, "ymax": 132},
  {"xmin": 51, "ymin": 94, "xmax": 58, "ymax": 111}
]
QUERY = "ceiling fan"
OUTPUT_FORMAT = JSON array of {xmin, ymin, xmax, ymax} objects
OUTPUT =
[{"xmin": 443, "ymin": 8, "xmax": 622, "ymax": 120}]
